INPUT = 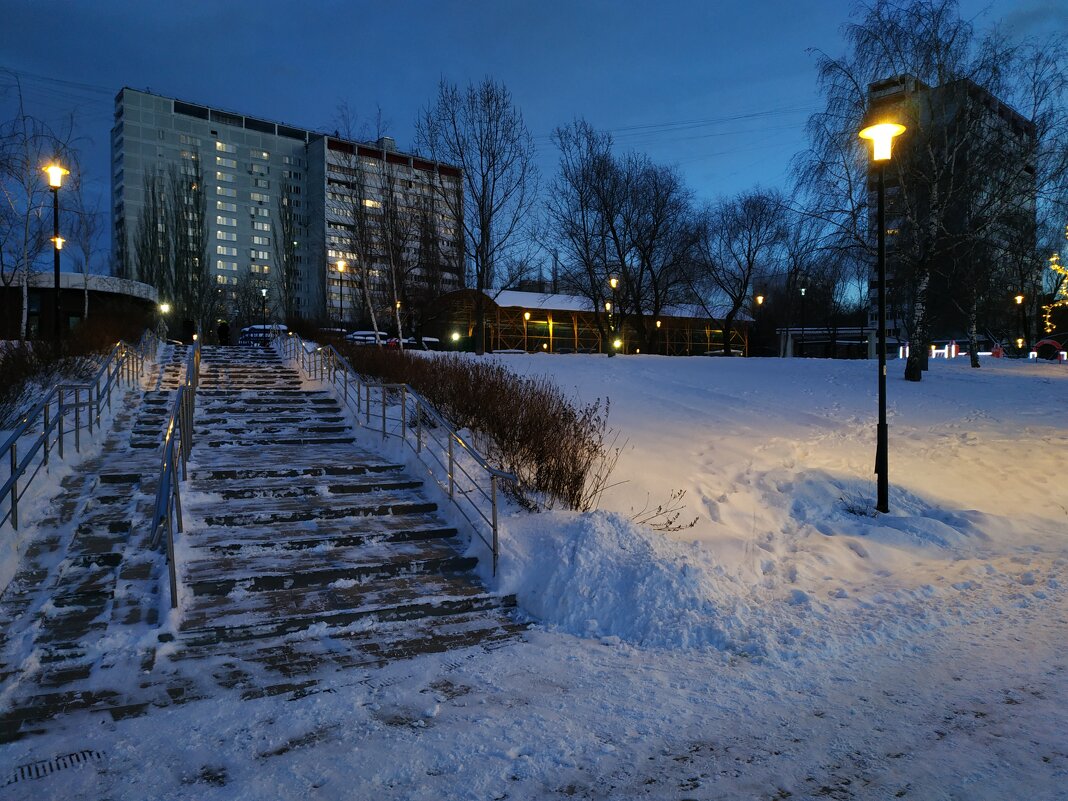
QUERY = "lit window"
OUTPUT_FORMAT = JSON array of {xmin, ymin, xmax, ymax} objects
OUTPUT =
[
  {"xmin": 216, "ymin": 157, "xmax": 237, "ymax": 168},
  {"xmin": 216, "ymin": 245, "xmax": 237, "ymax": 256},
  {"xmin": 363, "ymin": 198, "xmax": 382, "ymax": 209},
  {"xmin": 216, "ymin": 186, "xmax": 237, "ymax": 197},
  {"xmin": 216, "ymin": 201, "xmax": 236, "ymax": 212},
  {"xmin": 250, "ymin": 192, "xmax": 270, "ymax": 203},
  {"xmin": 253, "ymin": 221, "xmax": 271, "ymax": 232},
  {"xmin": 216, "ymin": 172, "xmax": 234, "ymax": 182},
  {"xmin": 253, "ymin": 150, "xmax": 269, "ymax": 160},
  {"xmin": 251, "ymin": 163, "xmax": 268, "ymax": 175},
  {"xmin": 216, "ymin": 260, "xmax": 238, "ymax": 271},
  {"xmin": 216, "ymin": 215, "xmax": 237, "ymax": 227},
  {"xmin": 216, "ymin": 141, "xmax": 237, "ymax": 153},
  {"xmin": 253, "ymin": 235, "xmax": 270, "ymax": 246},
  {"xmin": 217, "ymin": 231, "xmax": 237, "ymax": 241}
]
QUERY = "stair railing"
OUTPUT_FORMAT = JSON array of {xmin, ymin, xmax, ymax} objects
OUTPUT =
[
  {"xmin": 274, "ymin": 331, "xmax": 516, "ymax": 576},
  {"xmin": 149, "ymin": 340, "xmax": 201, "ymax": 609},
  {"xmin": 1, "ymin": 329, "xmax": 162, "ymax": 531}
]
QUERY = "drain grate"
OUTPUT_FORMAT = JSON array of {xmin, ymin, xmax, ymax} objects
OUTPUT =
[{"xmin": 6, "ymin": 749, "xmax": 103, "ymax": 785}]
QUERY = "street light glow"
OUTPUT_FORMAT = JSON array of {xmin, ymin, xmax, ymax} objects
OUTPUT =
[
  {"xmin": 523, "ymin": 311, "xmax": 530, "ymax": 320},
  {"xmin": 612, "ymin": 338, "xmax": 622, "ymax": 349},
  {"xmin": 451, "ymin": 332, "xmax": 461, "ymax": 341},
  {"xmin": 43, "ymin": 163, "xmax": 69, "ymax": 188},
  {"xmin": 337, "ymin": 260, "xmax": 346, "ymax": 272},
  {"xmin": 1015, "ymin": 294, "xmax": 1024, "ymax": 305},
  {"xmin": 859, "ymin": 122, "xmax": 906, "ymax": 161},
  {"xmin": 609, "ymin": 277, "xmax": 619, "ymax": 290},
  {"xmin": 51, "ymin": 236, "xmax": 65, "ymax": 250},
  {"xmin": 159, "ymin": 302, "xmax": 171, "ymax": 314},
  {"xmin": 755, "ymin": 294, "xmax": 765, "ymax": 305}
]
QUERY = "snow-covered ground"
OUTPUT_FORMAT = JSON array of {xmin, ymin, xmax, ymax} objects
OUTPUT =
[{"xmin": 3, "ymin": 354, "xmax": 1067, "ymax": 799}]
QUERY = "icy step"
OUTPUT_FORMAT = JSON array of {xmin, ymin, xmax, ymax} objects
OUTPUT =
[
  {"xmin": 179, "ymin": 572, "xmax": 515, "ymax": 642},
  {"xmin": 184, "ymin": 537, "xmax": 474, "ymax": 595},
  {"xmin": 187, "ymin": 513, "xmax": 458, "ymax": 552},
  {"xmin": 198, "ymin": 492, "xmax": 437, "ymax": 527},
  {"xmin": 189, "ymin": 460, "xmax": 403, "ymax": 482},
  {"xmin": 196, "ymin": 475, "xmax": 422, "ymax": 501},
  {"xmin": 201, "ymin": 434, "xmax": 357, "ymax": 448},
  {"xmin": 167, "ymin": 610, "xmax": 522, "ymax": 672}
]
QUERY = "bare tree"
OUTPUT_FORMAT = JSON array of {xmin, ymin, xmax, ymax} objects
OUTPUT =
[
  {"xmin": 0, "ymin": 75, "xmax": 73, "ymax": 339},
  {"xmin": 548, "ymin": 120, "xmax": 694, "ymax": 351},
  {"xmin": 690, "ymin": 190, "xmax": 787, "ymax": 355},
  {"xmin": 69, "ymin": 170, "xmax": 102, "ymax": 321},
  {"xmin": 273, "ymin": 179, "xmax": 301, "ymax": 322},
  {"xmin": 134, "ymin": 168, "xmax": 170, "ymax": 299},
  {"xmin": 416, "ymin": 77, "xmax": 538, "ymax": 353}
]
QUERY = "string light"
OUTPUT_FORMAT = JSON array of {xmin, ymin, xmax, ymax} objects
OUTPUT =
[{"xmin": 1042, "ymin": 250, "xmax": 1068, "ymax": 334}]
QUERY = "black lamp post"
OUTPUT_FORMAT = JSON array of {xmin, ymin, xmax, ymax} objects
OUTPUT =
[
  {"xmin": 860, "ymin": 119, "xmax": 906, "ymax": 514},
  {"xmin": 337, "ymin": 260, "xmax": 347, "ymax": 331},
  {"xmin": 799, "ymin": 286, "xmax": 806, "ymax": 357},
  {"xmin": 44, "ymin": 162, "xmax": 69, "ymax": 346},
  {"xmin": 260, "ymin": 287, "xmax": 268, "ymax": 340},
  {"xmin": 608, "ymin": 276, "xmax": 620, "ymax": 356}
]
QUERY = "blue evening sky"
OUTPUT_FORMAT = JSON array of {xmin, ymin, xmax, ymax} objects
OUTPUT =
[{"xmin": 2, "ymin": 0, "xmax": 1064, "ymax": 241}]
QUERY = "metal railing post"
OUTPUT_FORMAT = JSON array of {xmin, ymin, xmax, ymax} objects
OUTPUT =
[
  {"xmin": 9, "ymin": 443, "xmax": 17, "ymax": 529},
  {"xmin": 343, "ymin": 369, "xmax": 349, "ymax": 408},
  {"xmin": 400, "ymin": 386, "xmax": 407, "ymax": 443},
  {"xmin": 57, "ymin": 390, "xmax": 64, "ymax": 460},
  {"xmin": 166, "ymin": 511, "xmax": 178, "ymax": 610},
  {"xmin": 381, "ymin": 384, "xmax": 387, "ymax": 438},
  {"xmin": 87, "ymin": 385, "xmax": 94, "ymax": 435},
  {"xmin": 74, "ymin": 387, "xmax": 81, "ymax": 453},
  {"xmin": 491, "ymin": 474, "xmax": 499, "ymax": 577},
  {"xmin": 416, "ymin": 397, "xmax": 422, "ymax": 453},
  {"xmin": 448, "ymin": 437, "xmax": 455, "ymax": 499},
  {"xmin": 43, "ymin": 400, "xmax": 50, "ymax": 467}
]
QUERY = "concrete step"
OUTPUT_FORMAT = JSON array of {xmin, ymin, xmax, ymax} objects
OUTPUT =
[
  {"xmin": 189, "ymin": 513, "xmax": 458, "ymax": 552},
  {"xmin": 199, "ymin": 493, "xmax": 437, "ymax": 527}
]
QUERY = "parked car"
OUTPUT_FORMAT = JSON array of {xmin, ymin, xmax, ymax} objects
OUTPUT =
[{"xmin": 238, "ymin": 324, "xmax": 285, "ymax": 346}]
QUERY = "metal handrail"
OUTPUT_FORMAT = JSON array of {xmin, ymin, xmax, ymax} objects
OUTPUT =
[
  {"xmin": 1, "ymin": 329, "xmax": 162, "ymax": 531},
  {"xmin": 149, "ymin": 340, "xmax": 201, "ymax": 610},
  {"xmin": 274, "ymin": 330, "xmax": 517, "ymax": 575}
]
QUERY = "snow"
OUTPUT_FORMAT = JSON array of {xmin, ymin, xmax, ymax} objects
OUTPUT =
[{"xmin": 3, "ymin": 353, "xmax": 1067, "ymax": 798}]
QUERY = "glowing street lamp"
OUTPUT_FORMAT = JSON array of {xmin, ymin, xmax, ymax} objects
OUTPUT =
[
  {"xmin": 859, "ymin": 117, "xmax": 906, "ymax": 514},
  {"xmin": 43, "ymin": 161, "xmax": 69, "ymax": 345},
  {"xmin": 337, "ymin": 260, "xmax": 347, "ymax": 330},
  {"xmin": 260, "ymin": 286, "xmax": 268, "ymax": 336},
  {"xmin": 607, "ymin": 276, "xmax": 620, "ymax": 358}
]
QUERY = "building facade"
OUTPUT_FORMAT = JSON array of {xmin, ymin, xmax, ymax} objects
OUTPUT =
[
  {"xmin": 111, "ymin": 88, "xmax": 462, "ymax": 327},
  {"xmin": 864, "ymin": 75, "xmax": 1037, "ymax": 342}
]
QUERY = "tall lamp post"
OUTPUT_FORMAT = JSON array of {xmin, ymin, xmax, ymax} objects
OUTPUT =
[
  {"xmin": 799, "ymin": 287, "xmax": 806, "ymax": 356},
  {"xmin": 1014, "ymin": 293, "xmax": 1026, "ymax": 351},
  {"xmin": 337, "ymin": 260, "xmax": 347, "ymax": 331},
  {"xmin": 753, "ymin": 294, "xmax": 764, "ymax": 357},
  {"xmin": 260, "ymin": 287, "xmax": 268, "ymax": 341},
  {"xmin": 44, "ymin": 162, "xmax": 69, "ymax": 346},
  {"xmin": 608, "ymin": 276, "xmax": 620, "ymax": 357},
  {"xmin": 859, "ymin": 119, "xmax": 906, "ymax": 514}
]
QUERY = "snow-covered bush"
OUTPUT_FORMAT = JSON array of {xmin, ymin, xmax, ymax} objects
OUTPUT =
[{"xmin": 334, "ymin": 343, "xmax": 615, "ymax": 510}]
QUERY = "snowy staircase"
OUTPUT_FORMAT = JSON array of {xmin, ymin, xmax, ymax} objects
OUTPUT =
[
  {"xmin": 160, "ymin": 345, "xmax": 519, "ymax": 674},
  {"xmin": 0, "ymin": 344, "xmax": 519, "ymax": 744}
]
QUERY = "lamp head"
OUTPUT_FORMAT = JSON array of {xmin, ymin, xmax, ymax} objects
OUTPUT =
[
  {"xmin": 755, "ymin": 294, "xmax": 765, "ymax": 306},
  {"xmin": 1015, "ymin": 294, "xmax": 1024, "ymax": 305},
  {"xmin": 337, "ymin": 260, "xmax": 346, "ymax": 272},
  {"xmin": 52, "ymin": 236, "xmax": 65, "ymax": 250},
  {"xmin": 159, "ymin": 302, "xmax": 171, "ymax": 314},
  {"xmin": 451, "ymin": 332, "xmax": 461, "ymax": 342},
  {"xmin": 523, "ymin": 311, "xmax": 530, "ymax": 320},
  {"xmin": 43, "ymin": 163, "xmax": 69, "ymax": 188},
  {"xmin": 655, "ymin": 319, "xmax": 662, "ymax": 329},
  {"xmin": 260, "ymin": 287, "xmax": 268, "ymax": 298},
  {"xmin": 612, "ymin": 338, "xmax": 622, "ymax": 349},
  {"xmin": 604, "ymin": 301, "xmax": 612, "ymax": 312},
  {"xmin": 609, "ymin": 277, "xmax": 619, "ymax": 290},
  {"xmin": 859, "ymin": 122, "xmax": 906, "ymax": 161}
]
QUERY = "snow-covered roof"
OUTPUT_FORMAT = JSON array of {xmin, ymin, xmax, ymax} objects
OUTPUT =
[{"xmin": 489, "ymin": 290, "xmax": 751, "ymax": 322}]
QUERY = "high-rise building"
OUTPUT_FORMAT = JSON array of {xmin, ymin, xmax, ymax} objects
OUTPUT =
[
  {"xmin": 863, "ymin": 75, "xmax": 1037, "ymax": 342},
  {"xmin": 110, "ymin": 88, "xmax": 462, "ymax": 325}
]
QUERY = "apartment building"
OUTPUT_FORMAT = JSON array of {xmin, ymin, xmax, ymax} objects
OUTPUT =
[{"xmin": 110, "ymin": 87, "xmax": 462, "ymax": 324}]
